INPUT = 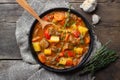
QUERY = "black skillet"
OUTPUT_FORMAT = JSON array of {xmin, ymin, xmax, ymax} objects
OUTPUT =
[{"xmin": 29, "ymin": 8, "xmax": 94, "ymax": 73}]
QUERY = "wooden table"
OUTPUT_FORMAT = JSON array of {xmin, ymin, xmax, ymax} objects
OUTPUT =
[{"xmin": 0, "ymin": 0, "xmax": 120, "ymax": 80}]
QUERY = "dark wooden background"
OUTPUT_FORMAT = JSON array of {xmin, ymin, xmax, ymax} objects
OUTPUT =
[{"xmin": 0, "ymin": 0, "xmax": 120, "ymax": 80}]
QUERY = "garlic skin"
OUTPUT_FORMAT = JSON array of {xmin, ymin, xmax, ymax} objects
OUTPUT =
[
  {"xmin": 92, "ymin": 14, "xmax": 101, "ymax": 25},
  {"xmin": 80, "ymin": 0, "xmax": 97, "ymax": 12}
]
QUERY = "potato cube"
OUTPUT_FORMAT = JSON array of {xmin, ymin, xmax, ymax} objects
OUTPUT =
[
  {"xmin": 78, "ymin": 26, "xmax": 88, "ymax": 36},
  {"xmin": 67, "ymin": 58, "xmax": 72, "ymax": 61},
  {"xmin": 44, "ymin": 49, "xmax": 52, "ymax": 55},
  {"xmin": 59, "ymin": 58, "xmax": 67, "ymax": 65},
  {"xmin": 74, "ymin": 47, "xmax": 83, "ymax": 55},
  {"xmin": 49, "ymin": 36, "xmax": 60, "ymax": 42},
  {"xmin": 32, "ymin": 42, "xmax": 41, "ymax": 52},
  {"xmin": 71, "ymin": 24, "xmax": 77, "ymax": 30}
]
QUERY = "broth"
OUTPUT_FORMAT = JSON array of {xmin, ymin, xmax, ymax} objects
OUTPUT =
[{"xmin": 32, "ymin": 11, "xmax": 90, "ymax": 69}]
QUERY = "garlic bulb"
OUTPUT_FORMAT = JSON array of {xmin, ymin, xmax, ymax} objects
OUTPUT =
[
  {"xmin": 80, "ymin": 0, "xmax": 97, "ymax": 12},
  {"xmin": 92, "ymin": 14, "xmax": 101, "ymax": 25}
]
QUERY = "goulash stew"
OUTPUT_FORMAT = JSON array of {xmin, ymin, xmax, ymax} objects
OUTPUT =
[{"xmin": 32, "ymin": 11, "xmax": 90, "ymax": 69}]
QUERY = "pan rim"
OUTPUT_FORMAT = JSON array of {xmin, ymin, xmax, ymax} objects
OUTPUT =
[{"xmin": 29, "ymin": 7, "xmax": 94, "ymax": 73}]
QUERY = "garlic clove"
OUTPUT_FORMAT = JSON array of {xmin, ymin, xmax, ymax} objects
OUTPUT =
[
  {"xmin": 92, "ymin": 14, "xmax": 101, "ymax": 25},
  {"xmin": 80, "ymin": 0, "xmax": 97, "ymax": 12}
]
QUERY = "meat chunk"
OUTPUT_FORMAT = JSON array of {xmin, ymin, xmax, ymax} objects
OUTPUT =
[
  {"xmin": 40, "ymin": 38, "xmax": 49, "ymax": 49},
  {"xmin": 48, "ymin": 27, "xmax": 56, "ymax": 35},
  {"xmin": 48, "ymin": 27, "xmax": 61, "ymax": 36},
  {"xmin": 51, "ymin": 46, "xmax": 57, "ymax": 52},
  {"xmin": 63, "ymin": 43, "xmax": 73, "ymax": 51},
  {"xmin": 51, "ymin": 46, "xmax": 61, "ymax": 53},
  {"xmin": 68, "ymin": 35, "xmax": 80, "ymax": 45},
  {"xmin": 55, "ymin": 31, "xmax": 61, "ymax": 36}
]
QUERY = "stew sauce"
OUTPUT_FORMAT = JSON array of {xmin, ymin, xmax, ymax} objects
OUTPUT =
[{"xmin": 32, "ymin": 11, "xmax": 90, "ymax": 69}]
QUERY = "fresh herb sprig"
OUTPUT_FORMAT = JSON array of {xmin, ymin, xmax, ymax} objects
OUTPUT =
[
  {"xmin": 79, "ymin": 41, "xmax": 118, "ymax": 75},
  {"xmin": 64, "ymin": 4, "xmax": 72, "ymax": 28}
]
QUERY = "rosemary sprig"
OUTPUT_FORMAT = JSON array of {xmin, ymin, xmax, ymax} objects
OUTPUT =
[
  {"xmin": 64, "ymin": 4, "xmax": 72, "ymax": 28},
  {"xmin": 79, "ymin": 41, "xmax": 119, "ymax": 75}
]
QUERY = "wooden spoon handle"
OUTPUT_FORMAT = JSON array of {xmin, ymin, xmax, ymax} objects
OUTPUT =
[{"xmin": 16, "ymin": 0, "xmax": 42, "ymax": 22}]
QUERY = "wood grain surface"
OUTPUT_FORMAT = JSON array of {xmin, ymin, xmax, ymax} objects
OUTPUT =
[{"xmin": 0, "ymin": 0, "xmax": 120, "ymax": 80}]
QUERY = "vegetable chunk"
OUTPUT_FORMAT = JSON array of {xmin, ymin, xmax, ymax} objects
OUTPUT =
[
  {"xmin": 44, "ymin": 49, "xmax": 52, "ymax": 55},
  {"xmin": 32, "ymin": 42, "xmax": 41, "ymax": 52},
  {"xmin": 38, "ymin": 54, "xmax": 46, "ymax": 63},
  {"xmin": 49, "ymin": 36, "xmax": 60, "ymax": 42},
  {"xmin": 32, "ymin": 10, "xmax": 91, "ymax": 69},
  {"xmin": 59, "ymin": 58, "xmax": 67, "ymax": 65},
  {"xmin": 78, "ymin": 26, "xmax": 88, "ymax": 36},
  {"xmin": 74, "ymin": 47, "xmax": 83, "ymax": 55},
  {"xmin": 71, "ymin": 24, "xmax": 77, "ymax": 30},
  {"xmin": 40, "ymin": 38, "xmax": 49, "ymax": 49},
  {"xmin": 66, "ymin": 58, "xmax": 73, "ymax": 66},
  {"xmin": 84, "ymin": 36, "xmax": 90, "ymax": 44}
]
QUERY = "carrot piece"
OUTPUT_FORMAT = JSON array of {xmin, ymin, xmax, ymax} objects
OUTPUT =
[
  {"xmin": 32, "ymin": 36, "xmax": 41, "ymax": 42},
  {"xmin": 84, "ymin": 36, "xmax": 90, "ymax": 44},
  {"xmin": 66, "ymin": 59, "xmax": 73, "ymax": 66},
  {"xmin": 65, "ymin": 34, "xmax": 70, "ymax": 41},
  {"xmin": 38, "ymin": 54, "xmax": 46, "ymax": 63},
  {"xmin": 54, "ymin": 12, "xmax": 65, "ymax": 21},
  {"xmin": 59, "ymin": 52, "xmax": 64, "ymax": 57}
]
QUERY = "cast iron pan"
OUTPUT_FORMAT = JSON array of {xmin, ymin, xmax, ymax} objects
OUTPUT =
[{"xmin": 29, "ymin": 8, "xmax": 94, "ymax": 73}]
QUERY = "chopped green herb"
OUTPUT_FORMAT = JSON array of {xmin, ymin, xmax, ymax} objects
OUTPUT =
[
  {"xmin": 64, "ymin": 4, "xmax": 72, "ymax": 28},
  {"xmin": 80, "ymin": 35, "xmax": 84, "ymax": 44}
]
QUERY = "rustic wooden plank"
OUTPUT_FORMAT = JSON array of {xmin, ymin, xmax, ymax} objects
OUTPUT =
[
  {"xmin": 68, "ymin": 0, "xmax": 120, "ymax": 3},
  {"xmin": 0, "ymin": 0, "xmax": 16, "ymax": 3},
  {"xmin": 0, "ymin": 22, "xmax": 21, "ymax": 59},
  {"xmin": 0, "ymin": 0, "xmax": 119, "ymax": 3},
  {"xmin": 0, "ymin": 22, "xmax": 120, "ymax": 59},
  {"xmin": 0, "ymin": 1, "xmax": 119, "ymax": 80},
  {"xmin": 95, "ymin": 3, "xmax": 120, "ymax": 27},
  {"xmin": 0, "ymin": 3, "xmax": 120, "ymax": 58},
  {"xmin": 71, "ymin": 3, "xmax": 120, "ymax": 27},
  {"xmin": 94, "ymin": 26, "xmax": 120, "ymax": 54},
  {"xmin": 68, "ymin": 0, "xmax": 107, "ymax": 3},
  {"xmin": 94, "ymin": 26, "xmax": 120, "ymax": 79},
  {"xmin": 0, "ymin": 0, "xmax": 34, "ymax": 4},
  {"xmin": 117, "ymin": 0, "xmax": 120, "ymax": 2},
  {"xmin": 0, "ymin": 0, "xmax": 109, "ymax": 3},
  {"xmin": 0, "ymin": 4, "xmax": 23, "ymax": 23},
  {"xmin": 0, "ymin": 1, "xmax": 119, "ymax": 25},
  {"xmin": 95, "ymin": 59, "xmax": 120, "ymax": 80}
]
